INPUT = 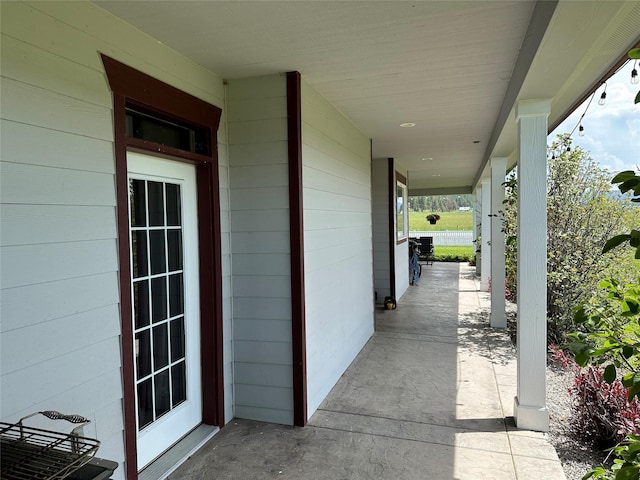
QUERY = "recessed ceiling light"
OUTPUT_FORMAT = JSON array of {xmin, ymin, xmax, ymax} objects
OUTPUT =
[
  {"xmin": 432, "ymin": 174, "xmax": 441, "ymax": 177},
  {"xmin": 421, "ymin": 157, "xmax": 433, "ymax": 161},
  {"xmin": 400, "ymin": 122, "xmax": 416, "ymax": 128}
]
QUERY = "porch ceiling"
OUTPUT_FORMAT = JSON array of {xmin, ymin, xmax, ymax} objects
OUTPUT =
[{"xmin": 95, "ymin": 0, "xmax": 640, "ymax": 195}]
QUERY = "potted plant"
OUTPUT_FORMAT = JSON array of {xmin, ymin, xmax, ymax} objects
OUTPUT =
[{"xmin": 426, "ymin": 214, "xmax": 441, "ymax": 225}]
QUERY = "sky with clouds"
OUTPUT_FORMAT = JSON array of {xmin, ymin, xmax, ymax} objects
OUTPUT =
[{"xmin": 550, "ymin": 61, "xmax": 640, "ymax": 175}]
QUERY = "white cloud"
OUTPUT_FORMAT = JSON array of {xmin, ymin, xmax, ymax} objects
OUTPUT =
[{"xmin": 550, "ymin": 61, "xmax": 640, "ymax": 174}]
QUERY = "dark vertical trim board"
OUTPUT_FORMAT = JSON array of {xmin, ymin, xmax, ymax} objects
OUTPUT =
[
  {"xmin": 101, "ymin": 55, "xmax": 224, "ymax": 478},
  {"xmin": 112, "ymin": 93, "xmax": 138, "ymax": 480},
  {"xmin": 287, "ymin": 71, "xmax": 308, "ymax": 427},
  {"xmin": 369, "ymin": 140, "xmax": 376, "ymax": 306},
  {"xmin": 387, "ymin": 158, "xmax": 396, "ymax": 299}
]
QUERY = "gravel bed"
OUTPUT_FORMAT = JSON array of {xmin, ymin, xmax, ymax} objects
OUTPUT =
[
  {"xmin": 505, "ymin": 304, "xmax": 607, "ymax": 480},
  {"xmin": 546, "ymin": 363, "xmax": 608, "ymax": 480}
]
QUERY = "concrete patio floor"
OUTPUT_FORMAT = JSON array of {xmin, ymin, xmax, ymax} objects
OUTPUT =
[{"xmin": 168, "ymin": 262, "xmax": 565, "ymax": 480}]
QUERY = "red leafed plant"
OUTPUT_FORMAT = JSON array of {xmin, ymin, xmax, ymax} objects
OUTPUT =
[
  {"xmin": 550, "ymin": 345, "xmax": 640, "ymax": 448},
  {"xmin": 571, "ymin": 366, "xmax": 640, "ymax": 447}
]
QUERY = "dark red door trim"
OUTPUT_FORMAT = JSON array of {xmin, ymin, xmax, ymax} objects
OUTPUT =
[
  {"xmin": 101, "ymin": 55, "xmax": 224, "ymax": 479},
  {"xmin": 388, "ymin": 159, "xmax": 396, "ymax": 299},
  {"xmin": 286, "ymin": 71, "xmax": 307, "ymax": 426}
]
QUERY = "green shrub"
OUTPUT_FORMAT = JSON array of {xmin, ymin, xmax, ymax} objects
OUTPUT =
[
  {"xmin": 565, "ymin": 167, "xmax": 640, "ymax": 480},
  {"xmin": 502, "ymin": 136, "xmax": 635, "ymax": 343},
  {"xmin": 419, "ymin": 246, "xmax": 474, "ymax": 263}
]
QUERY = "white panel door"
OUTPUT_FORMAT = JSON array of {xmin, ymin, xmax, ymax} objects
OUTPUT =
[{"xmin": 127, "ymin": 152, "xmax": 201, "ymax": 468}]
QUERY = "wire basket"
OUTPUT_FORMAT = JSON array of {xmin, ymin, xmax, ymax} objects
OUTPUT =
[{"xmin": 0, "ymin": 411, "xmax": 100, "ymax": 480}]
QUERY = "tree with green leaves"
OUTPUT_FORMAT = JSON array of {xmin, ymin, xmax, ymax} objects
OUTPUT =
[{"xmin": 502, "ymin": 135, "xmax": 634, "ymax": 343}]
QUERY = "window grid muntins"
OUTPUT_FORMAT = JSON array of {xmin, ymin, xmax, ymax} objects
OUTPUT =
[{"xmin": 130, "ymin": 179, "xmax": 186, "ymax": 431}]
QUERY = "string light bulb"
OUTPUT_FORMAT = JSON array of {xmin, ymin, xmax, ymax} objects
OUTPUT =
[
  {"xmin": 597, "ymin": 82, "xmax": 607, "ymax": 106},
  {"xmin": 578, "ymin": 124, "xmax": 585, "ymax": 137},
  {"xmin": 632, "ymin": 61, "xmax": 639, "ymax": 85},
  {"xmin": 598, "ymin": 91, "xmax": 607, "ymax": 106}
]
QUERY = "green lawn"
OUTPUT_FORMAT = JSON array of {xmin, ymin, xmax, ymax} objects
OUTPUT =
[
  {"xmin": 409, "ymin": 210, "xmax": 472, "ymax": 231},
  {"xmin": 420, "ymin": 245, "xmax": 474, "ymax": 263}
]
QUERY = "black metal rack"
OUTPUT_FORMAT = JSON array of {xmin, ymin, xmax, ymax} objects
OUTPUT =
[{"xmin": 0, "ymin": 411, "xmax": 104, "ymax": 480}]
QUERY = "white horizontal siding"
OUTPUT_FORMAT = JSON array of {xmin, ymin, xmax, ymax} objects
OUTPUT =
[
  {"xmin": 1, "ymin": 33, "xmax": 113, "ymax": 107},
  {"xmin": 0, "ymin": 120, "xmax": 114, "ymax": 173},
  {"xmin": 1, "ymin": 336, "xmax": 121, "ymax": 416},
  {"xmin": 1, "ymin": 205, "xmax": 116, "ymax": 246},
  {"xmin": 301, "ymin": 79, "xmax": 374, "ymax": 417},
  {"xmin": 234, "ymin": 363, "xmax": 293, "ymax": 388},
  {"xmin": 227, "ymin": 118, "xmax": 289, "ymax": 145},
  {"xmin": 233, "ymin": 297, "xmax": 292, "ymax": 320},
  {"xmin": 230, "ymin": 187, "xmax": 290, "ymax": 211},
  {"xmin": 235, "ymin": 340, "xmax": 293, "ymax": 365},
  {"xmin": 303, "ymin": 162, "xmax": 371, "ymax": 200},
  {"xmin": 1, "ymin": 162, "xmax": 116, "ymax": 206},
  {"xmin": 1, "ymin": 1, "xmax": 231, "ymax": 472},
  {"xmin": 227, "ymin": 74, "xmax": 294, "ymax": 424},
  {"xmin": 234, "ymin": 319, "xmax": 292, "ymax": 342},
  {"xmin": 303, "ymin": 209, "xmax": 372, "ymax": 233},
  {"xmin": 1, "ymin": 240, "xmax": 118, "ymax": 289},
  {"xmin": 226, "ymin": 96, "xmax": 288, "ymax": 123},
  {"xmin": 230, "ymin": 165, "xmax": 290, "ymax": 189},
  {"xmin": 1, "ymin": 272, "xmax": 119, "ymax": 332},
  {"xmin": 1, "ymin": 2, "xmax": 225, "ymax": 105},
  {"xmin": 233, "ymin": 275, "xmax": 292, "ymax": 298},
  {"xmin": 231, "ymin": 231, "xmax": 291, "ymax": 254},
  {"xmin": 234, "ymin": 406, "xmax": 292, "ymax": 425},
  {"xmin": 231, "ymin": 209, "xmax": 290, "ymax": 232},
  {"xmin": 1, "ymin": 304, "xmax": 120, "ymax": 375},
  {"xmin": 234, "ymin": 384, "xmax": 293, "ymax": 410},
  {"xmin": 304, "ymin": 188, "xmax": 372, "ymax": 214},
  {"xmin": 233, "ymin": 253, "xmax": 291, "ymax": 276},
  {"xmin": 1, "ymin": 77, "xmax": 113, "ymax": 141},
  {"xmin": 304, "ymin": 224, "xmax": 372, "ymax": 252},
  {"xmin": 227, "ymin": 142, "xmax": 288, "ymax": 167}
]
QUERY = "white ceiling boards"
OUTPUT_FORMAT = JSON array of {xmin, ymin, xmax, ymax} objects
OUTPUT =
[{"xmin": 96, "ymin": 0, "xmax": 640, "ymax": 194}]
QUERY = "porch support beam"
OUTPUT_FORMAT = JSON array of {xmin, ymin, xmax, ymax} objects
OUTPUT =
[
  {"xmin": 490, "ymin": 157, "xmax": 507, "ymax": 328},
  {"xmin": 514, "ymin": 98, "xmax": 551, "ymax": 432},
  {"xmin": 473, "ymin": 187, "xmax": 482, "ymax": 276},
  {"xmin": 480, "ymin": 178, "xmax": 491, "ymax": 291}
]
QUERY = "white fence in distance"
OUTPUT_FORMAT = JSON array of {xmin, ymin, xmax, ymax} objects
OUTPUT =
[{"xmin": 409, "ymin": 230, "xmax": 474, "ymax": 246}]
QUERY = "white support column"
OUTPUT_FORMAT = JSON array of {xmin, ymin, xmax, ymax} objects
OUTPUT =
[
  {"xmin": 474, "ymin": 187, "xmax": 482, "ymax": 276},
  {"xmin": 490, "ymin": 157, "xmax": 507, "ymax": 328},
  {"xmin": 480, "ymin": 178, "xmax": 491, "ymax": 291},
  {"xmin": 514, "ymin": 98, "xmax": 551, "ymax": 432}
]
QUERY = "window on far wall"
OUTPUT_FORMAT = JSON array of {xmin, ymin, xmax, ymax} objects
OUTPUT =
[{"xmin": 396, "ymin": 174, "xmax": 407, "ymax": 242}]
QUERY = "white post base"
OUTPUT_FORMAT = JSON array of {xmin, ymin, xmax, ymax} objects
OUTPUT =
[{"xmin": 514, "ymin": 396, "xmax": 549, "ymax": 432}]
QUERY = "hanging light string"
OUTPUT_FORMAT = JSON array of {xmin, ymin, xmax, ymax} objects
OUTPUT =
[
  {"xmin": 561, "ymin": 86, "xmax": 599, "ymax": 153},
  {"xmin": 565, "ymin": 58, "xmax": 634, "ymax": 144},
  {"xmin": 569, "ymin": 87, "xmax": 597, "ymax": 138}
]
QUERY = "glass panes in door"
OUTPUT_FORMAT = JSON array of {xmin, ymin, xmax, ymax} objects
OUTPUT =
[{"xmin": 130, "ymin": 179, "xmax": 187, "ymax": 430}]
